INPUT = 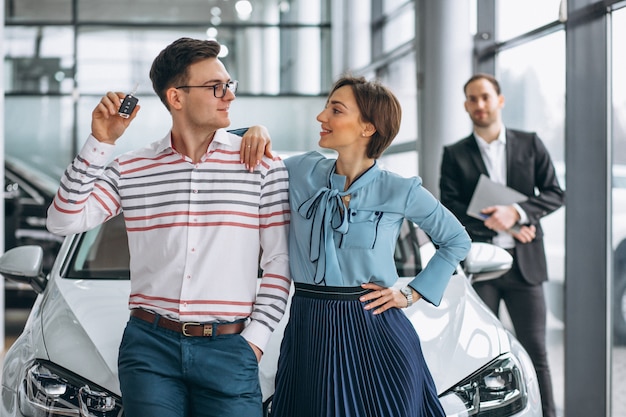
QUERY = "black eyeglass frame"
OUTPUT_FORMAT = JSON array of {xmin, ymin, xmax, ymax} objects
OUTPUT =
[{"xmin": 174, "ymin": 80, "xmax": 238, "ymax": 98}]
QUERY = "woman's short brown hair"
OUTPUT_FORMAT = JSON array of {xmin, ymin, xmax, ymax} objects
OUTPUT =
[{"xmin": 329, "ymin": 76, "xmax": 402, "ymax": 159}]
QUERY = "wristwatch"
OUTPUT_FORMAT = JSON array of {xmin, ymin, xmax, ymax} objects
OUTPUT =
[{"xmin": 400, "ymin": 286, "xmax": 414, "ymax": 308}]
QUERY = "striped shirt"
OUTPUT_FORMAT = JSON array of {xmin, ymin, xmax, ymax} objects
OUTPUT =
[{"xmin": 47, "ymin": 129, "xmax": 291, "ymax": 351}]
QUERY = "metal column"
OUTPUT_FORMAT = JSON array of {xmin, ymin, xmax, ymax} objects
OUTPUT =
[{"xmin": 564, "ymin": 0, "xmax": 611, "ymax": 415}]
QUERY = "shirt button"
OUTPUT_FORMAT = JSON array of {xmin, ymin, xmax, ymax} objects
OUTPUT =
[
  {"xmin": 186, "ymin": 275, "xmax": 191, "ymax": 279},
  {"xmin": 193, "ymin": 189, "xmax": 198, "ymax": 194},
  {"xmin": 191, "ymin": 248, "xmax": 196, "ymax": 252}
]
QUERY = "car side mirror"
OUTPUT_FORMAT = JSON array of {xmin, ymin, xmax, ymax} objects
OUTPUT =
[
  {"xmin": 0, "ymin": 245, "xmax": 47, "ymax": 293},
  {"xmin": 463, "ymin": 242, "xmax": 513, "ymax": 283}
]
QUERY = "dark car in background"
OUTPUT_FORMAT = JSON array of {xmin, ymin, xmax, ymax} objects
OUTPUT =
[{"xmin": 4, "ymin": 156, "xmax": 63, "ymax": 307}]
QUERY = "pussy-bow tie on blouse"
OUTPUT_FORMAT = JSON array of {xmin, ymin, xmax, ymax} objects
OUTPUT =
[{"xmin": 296, "ymin": 162, "xmax": 379, "ymax": 284}]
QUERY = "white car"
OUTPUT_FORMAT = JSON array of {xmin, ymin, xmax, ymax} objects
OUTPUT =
[{"xmin": 0, "ymin": 215, "xmax": 542, "ymax": 417}]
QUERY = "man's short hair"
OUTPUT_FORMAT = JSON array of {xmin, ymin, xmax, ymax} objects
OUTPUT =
[
  {"xmin": 149, "ymin": 37, "xmax": 222, "ymax": 110},
  {"xmin": 463, "ymin": 73, "xmax": 501, "ymax": 96}
]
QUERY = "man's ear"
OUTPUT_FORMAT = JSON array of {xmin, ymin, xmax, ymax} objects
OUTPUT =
[
  {"xmin": 499, "ymin": 94, "xmax": 506, "ymax": 109},
  {"xmin": 166, "ymin": 87, "xmax": 184, "ymax": 110}
]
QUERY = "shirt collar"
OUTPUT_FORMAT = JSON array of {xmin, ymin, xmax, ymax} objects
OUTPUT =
[
  {"xmin": 329, "ymin": 161, "xmax": 380, "ymax": 195},
  {"xmin": 155, "ymin": 128, "xmax": 232, "ymax": 156},
  {"xmin": 474, "ymin": 126, "xmax": 507, "ymax": 150}
]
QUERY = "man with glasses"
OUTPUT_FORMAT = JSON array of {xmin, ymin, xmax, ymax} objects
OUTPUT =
[
  {"xmin": 175, "ymin": 79, "xmax": 238, "ymax": 97},
  {"xmin": 47, "ymin": 37, "xmax": 291, "ymax": 417}
]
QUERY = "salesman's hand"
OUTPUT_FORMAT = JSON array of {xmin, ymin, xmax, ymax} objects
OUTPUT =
[
  {"xmin": 511, "ymin": 224, "xmax": 536, "ymax": 243},
  {"xmin": 240, "ymin": 125, "xmax": 274, "ymax": 172},
  {"xmin": 481, "ymin": 204, "xmax": 520, "ymax": 231},
  {"xmin": 91, "ymin": 92, "xmax": 140, "ymax": 144}
]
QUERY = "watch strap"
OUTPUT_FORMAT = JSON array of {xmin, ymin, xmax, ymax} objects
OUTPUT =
[{"xmin": 401, "ymin": 286, "xmax": 414, "ymax": 307}]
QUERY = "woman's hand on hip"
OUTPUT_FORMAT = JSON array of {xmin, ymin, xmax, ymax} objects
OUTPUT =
[{"xmin": 359, "ymin": 283, "xmax": 406, "ymax": 315}]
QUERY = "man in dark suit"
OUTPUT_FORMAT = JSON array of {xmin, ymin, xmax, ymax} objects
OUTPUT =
[{"xmin": 439, "ymin": 73, "xmax": 564, "ymax": 417}]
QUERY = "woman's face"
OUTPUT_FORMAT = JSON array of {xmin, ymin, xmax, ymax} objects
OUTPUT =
[{"xmin": 316, "ymin": 85, "xmax": 369, "ymax": 153}]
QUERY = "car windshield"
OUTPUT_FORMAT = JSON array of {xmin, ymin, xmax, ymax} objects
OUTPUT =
[
  {"xmin": 63, "ymin": 214, "xmax": 424, "ymax": 281},
  {"xmin": 65, "ymin": 214, "xmax": 130, "ymax": 280}
]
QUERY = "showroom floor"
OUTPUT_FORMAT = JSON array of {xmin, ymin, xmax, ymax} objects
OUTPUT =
[{"xmin": 2, "ymin": 305, "xmax": 626, "ymax": 416}]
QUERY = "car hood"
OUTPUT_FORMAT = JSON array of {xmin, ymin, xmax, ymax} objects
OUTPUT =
[
  {"xmin": 41, "ymin": 277, "xmax": 131, "ymax": 395},
  {"xmin": 410, "ymin": 273, "xmax": 509, "ymax": 393},
  {"xmin": 40, "ymin": 273, "xmax": 507, "ymax": 400}
]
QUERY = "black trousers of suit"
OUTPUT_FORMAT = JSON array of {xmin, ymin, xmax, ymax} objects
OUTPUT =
[{"xmin": 473, "ymin": 250, "xmax": 556, "ymax": 417}]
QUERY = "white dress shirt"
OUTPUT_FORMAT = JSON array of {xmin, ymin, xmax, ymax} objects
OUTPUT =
[
  {"xmin": 474, "ymin": 127, "xmax": 528, "ymax": 249},
  {"xmin": 47, "ymin": 130, "xmax": 291, "ymax": 351}
]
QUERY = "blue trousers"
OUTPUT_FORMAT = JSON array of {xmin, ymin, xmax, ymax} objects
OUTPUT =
[{"xmin": 118, "ymin": 316, "xmax": 262, "ymax": 417}]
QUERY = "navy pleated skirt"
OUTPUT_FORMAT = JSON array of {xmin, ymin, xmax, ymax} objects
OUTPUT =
[{"xmin": 272, "ymin": 283, "xmax": 445, "ymax": 417}]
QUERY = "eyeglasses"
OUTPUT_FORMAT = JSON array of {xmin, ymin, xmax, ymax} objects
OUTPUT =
[{"xmin": 175, "ymin": 80, "xmax": 238, "ymax": 98}]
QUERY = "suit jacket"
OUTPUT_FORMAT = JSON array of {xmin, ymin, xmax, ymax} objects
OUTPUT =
[{"xmin": 439, "ymin": 129, "xmax": 565, "ymax": 284}]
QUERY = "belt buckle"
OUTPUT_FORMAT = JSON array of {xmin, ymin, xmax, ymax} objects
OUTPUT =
[{"xmin": 182, "ymin": 322, "xmax": 202, "ymax": 337}]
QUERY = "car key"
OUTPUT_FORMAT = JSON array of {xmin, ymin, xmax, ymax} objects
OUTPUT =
[{"xmin": 118, "ymin": 83, "xmax": 139, "ymax": 118}]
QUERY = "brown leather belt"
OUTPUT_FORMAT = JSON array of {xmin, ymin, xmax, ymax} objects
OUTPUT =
[{"xmin": 130, "ymin": 309, "xmax": 245, "ymax": 337}]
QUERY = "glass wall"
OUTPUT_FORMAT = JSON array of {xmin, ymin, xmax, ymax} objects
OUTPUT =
[
  {"xmin": 497, "ymin": 30, "xmax": 566, "ymax": 307},
  {"xmin": 489, "ymin": 2, "xmax": 567, "ymax": 414},
  {"xmin": 4, "ymin": 26, "xmax": 75, "ymax": 95},
  {"xmin": 369, "ymin": 0, "xmax": 418, "ymax": 177},
  {"xmin": 492, "ymin": 1, "xmax": 626, "ymax": 415},
  {"xmin": 4, "ymin": 0, "xmax": 331, "ymax": 176},
  {"xmin": 6, "ymin": 0, "xmax": 330, "ymax": 25},
  {"xmin": 378, "ymin": 51, "xmax": 418, "ymax": 145},
  {"xmin": 496, "ymin": 0, "xmax": 563, "ymax": 39}
]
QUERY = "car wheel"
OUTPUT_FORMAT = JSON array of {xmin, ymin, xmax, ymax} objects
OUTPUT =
[{"xmin": 613, "ymin": 258, "xmax": 626, "ymax": 345}]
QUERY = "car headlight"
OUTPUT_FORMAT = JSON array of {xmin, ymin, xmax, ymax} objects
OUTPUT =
[
  {"xmin": 439, "ymin": 353, "xmax": 527, "ymax": 417},
  {"xmin": 18, "ymin": 361, "xmax": 123, "ymax": 417}
]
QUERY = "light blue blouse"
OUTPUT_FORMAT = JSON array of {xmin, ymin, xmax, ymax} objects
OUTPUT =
[{"xmin": 284, "ymin": 151, "xmax": 471, "ymax": 306}]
